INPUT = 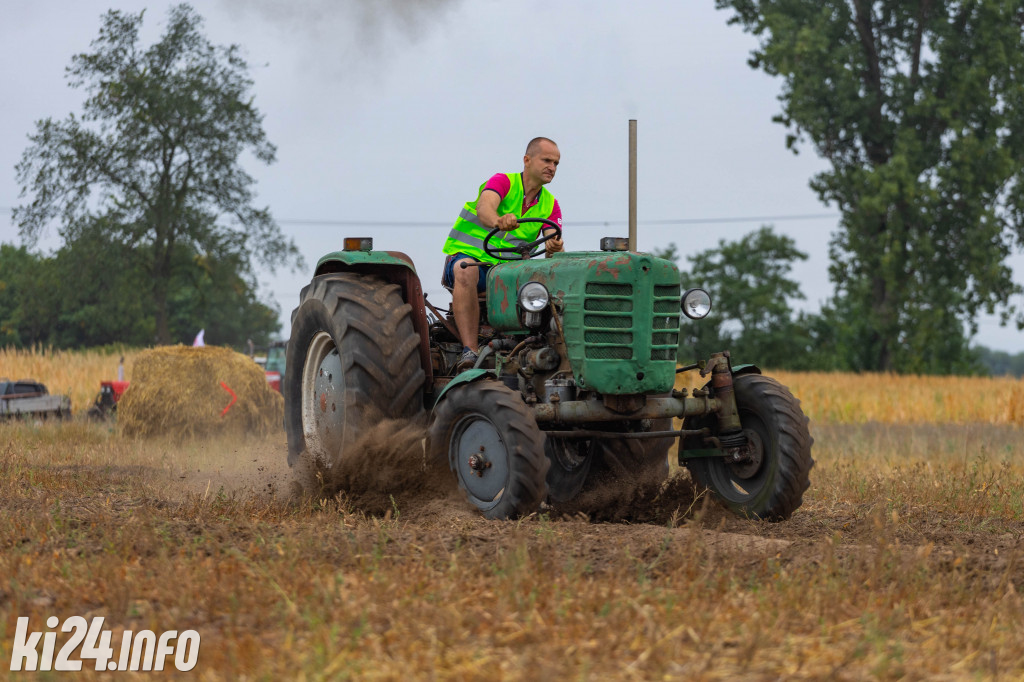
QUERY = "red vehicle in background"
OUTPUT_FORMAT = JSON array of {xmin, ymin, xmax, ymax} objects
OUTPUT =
[
  {"xmin": 87, "ymin": 380, "xmax": 130, "ymax": 420},
  {"xmin": 264, "ymin": 341, "xmax": 287, "ymax": 392}
]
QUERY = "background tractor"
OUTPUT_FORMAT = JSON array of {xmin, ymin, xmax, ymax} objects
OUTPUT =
[
  {"xmin": 264, "ymin": 341, "xmax": 287, "ymax": 392},
  {"xmin": 86, "ymin": 380, "xmax": 130, "ymax": 421},
  {"xmin": 284, "ymin": 222, "xmax": 813, "ymax": 521}
]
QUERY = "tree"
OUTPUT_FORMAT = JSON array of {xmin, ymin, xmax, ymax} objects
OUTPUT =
[
  {"xmin": 14, "ymin": 4, "xmax": 299, "ymax": 344},
  {"xmin": 676, "ymin": 227, "xmax": 814, "ymax": 368},
  {"xmin": 0, "ymin": 244, "xmax": 54, "ymax": 347},
  {"xmin": 0, "ymin": 231, "xmax": 281, "ymax": 349},
  {"xmin": 716, "ymin": 0, "xmax": 1024, "ymax": 372},
  {"xmin": 972, "ymin": 345, "xmax": 1024, "ymax": 377}
]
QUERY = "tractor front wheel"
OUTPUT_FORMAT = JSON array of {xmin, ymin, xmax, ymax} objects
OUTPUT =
[
  {"xmin": 428, "ymin": 380, "xmax": 549, "ymax": 520},
  {"xmin": 684, "ymin": 374, "xmax": 813, "ymax": 521}
]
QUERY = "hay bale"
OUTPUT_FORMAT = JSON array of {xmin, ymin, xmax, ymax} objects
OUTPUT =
[{"xmin": 119, "ymin": 345, "xmax": 283, "ymax": 439}]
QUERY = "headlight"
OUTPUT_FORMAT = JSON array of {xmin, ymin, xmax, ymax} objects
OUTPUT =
[
  {"xmin": 681, "ymin": 288, "xmax": 712, "ymax": 319},
  {"xmin": 518, "ymin": 282, "xmax": 550, "ymax": 312}
]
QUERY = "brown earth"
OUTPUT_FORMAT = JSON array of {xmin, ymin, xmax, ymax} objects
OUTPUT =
[
  {"xmin": 155, "ymin": 419, "xmax": 1023, "ymax": 584},
  {"xmin": 5, "ymin": 420, "xmax": 1024, "ymax": 678}
]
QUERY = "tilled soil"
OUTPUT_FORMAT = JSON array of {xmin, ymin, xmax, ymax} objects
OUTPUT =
[{"xmin": 155, "ymin": 419, "xmax": 1024, "ymax": 586}]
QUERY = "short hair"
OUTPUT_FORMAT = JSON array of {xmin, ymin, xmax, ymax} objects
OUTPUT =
[{"xmin": 525, "ymin": 137, "xmax": 557, "ymax": 156}]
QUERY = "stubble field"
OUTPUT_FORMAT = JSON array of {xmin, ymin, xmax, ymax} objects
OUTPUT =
[{"xmin": 2, "ymin": 349, "xmax": 1024, "ymax": 679}]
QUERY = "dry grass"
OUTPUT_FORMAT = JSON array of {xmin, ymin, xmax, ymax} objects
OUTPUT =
[
  {"xmin": 0, "ymin": 347, "xmax": 139, "ymax": 418},
  {"xmin": 2, "ymin": 351, "xmax": 1024, "ymax": 678},
  {"xmin": 1, "ymin": 419, "xmax": 1023, "ymax": 679},
  {"xmin": 677, "ymin": 368, "xmax": 1024, "ymax": 426}
]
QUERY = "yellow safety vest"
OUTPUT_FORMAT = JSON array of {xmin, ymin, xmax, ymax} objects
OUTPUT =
[{"xmin": 443, "ymin": 173, "xmax": 556, "ymax": 263}]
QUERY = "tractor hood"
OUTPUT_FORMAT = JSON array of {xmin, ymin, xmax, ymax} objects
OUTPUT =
[{"xmin": 485, "ymin": 251, "xmax": 681, "ymax": 395}]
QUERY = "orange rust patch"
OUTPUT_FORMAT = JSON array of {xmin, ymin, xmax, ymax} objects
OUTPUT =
[{"xmin": 593, "ymin": 255, "xmax": 632, "ymax": 279}]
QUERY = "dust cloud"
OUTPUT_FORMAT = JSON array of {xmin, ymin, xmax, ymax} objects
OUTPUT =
[
  {"xmin": 291, "ymin": 415, "xmax": 465, "ymax": 519},
  {"xmin": 149, "ymin": 417, "xmax": 710, "ymax": 528}
]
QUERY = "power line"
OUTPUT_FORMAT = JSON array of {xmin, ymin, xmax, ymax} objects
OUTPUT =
[
  {"xmin": 272, "ymin": 212, "xmax": 842, "ymax": 228},
  {"xmin": 0, "ymin": 206, "xmax": 839, "ymax": 227}
]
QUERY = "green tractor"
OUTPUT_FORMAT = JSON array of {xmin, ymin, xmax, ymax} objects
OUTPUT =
[{"xmin": 284, "ymin": 222, "xmax": 813, "ymax": 521}]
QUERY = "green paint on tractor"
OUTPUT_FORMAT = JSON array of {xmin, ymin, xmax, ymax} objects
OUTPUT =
[
  {"xmin": 315, "ymin": 250, "xmax": 418, "ymax": 274},
  {"xmin": 485, "ymin": 250, "xmax": 681, "ymax": 395}
]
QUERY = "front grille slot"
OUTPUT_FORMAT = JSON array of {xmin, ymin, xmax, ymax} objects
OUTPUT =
[
  {"xmin": 585, "ymin": 331, "xmax": 633, "ymax": 345},
  {"xmin": 585, "ymin": 315, "xmax": 631, "ymax": 328},
  {"xmin": 584, "ymin": 298, "xmax": 633, "ymax": 313},
  {"xmin": 587, "ymin": 347, "xmax": 632, "ymax": 360},
  {"xmin": 586, "ymin": 283, "xmax": 633, "ymax": 296}
]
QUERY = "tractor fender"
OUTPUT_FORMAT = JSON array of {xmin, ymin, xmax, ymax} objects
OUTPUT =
[
  {"xmin": 432, "ymin": 369, "xmax": 497, "ymax": 408},
  {"xmin": 314, "ymin": 250, "xmax": 433, "ymax": 392},
  {"xmin": 315, "ymin": 250, "xmax": 417, "ymax": 276}
]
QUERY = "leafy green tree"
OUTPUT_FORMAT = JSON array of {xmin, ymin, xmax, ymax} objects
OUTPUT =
[
  {"xmin": 163, "ymin": 234, "xmax": 281, "ymax": 348},
  {"xmin": 0, "ymin": 244, "xmax": 54, "ymax": 347},
  {"xmin": 45, "ymin": 218, "xmax": 154, "ymax": 347},
  {"xmin": 650, "ymin": 242, "xmax": 679, "ymax": 264},
  {"xmin": 14, "ymin": 4, "xmax": 299, "ymax": 344},
  {"xmin": 677, "ymin": 227, "xmax": 812, "ymax": 368},
  {"xmin": 972, "ymin": 345, "xmax": 1024, "ymax": 377},
  {"xmin": 717, "ymin": 0, "xmax": 1024, "ymax": 372},
  {"xmin": 0, "ymin": 228, "xmax": 280, "ymax": 350}
]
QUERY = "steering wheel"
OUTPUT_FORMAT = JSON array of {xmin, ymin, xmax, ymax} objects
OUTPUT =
[{"xmin": 482, "ymin": 217, "xmax": 563, "ymax": 261}]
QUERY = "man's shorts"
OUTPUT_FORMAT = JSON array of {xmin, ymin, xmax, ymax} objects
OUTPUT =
[{"xmin": 442, "ymin": 253, "xmax": 491, "ymax": 293}]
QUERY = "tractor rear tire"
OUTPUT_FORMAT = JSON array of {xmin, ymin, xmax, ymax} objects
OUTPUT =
[
  {"xmin": 428, "ymin": 380, "xmax": 549, "ymax": 520},
  {"xmin": 285, "ymin": 273, "xmax": 425, "ymax": 474},
  {"xmin": 684, "ymin": 374, "xmax": 813, "ymax": 521}
]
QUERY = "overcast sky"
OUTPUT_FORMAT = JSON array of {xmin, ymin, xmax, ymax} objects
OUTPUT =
[{"xmin": 3, "ymin": 1, "xmax": 1022, "ymax": 353}]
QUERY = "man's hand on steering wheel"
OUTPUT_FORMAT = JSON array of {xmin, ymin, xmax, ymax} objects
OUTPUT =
[
  {"xmin": 544, "ymin": 229, "xmax": 564, "ymax": 257},
  {"xmin": 482, "ymin": 217, "xmax": 563, "ymax": 261},
  {"xmin": 495, "ymin": 214, "xmax": 519, "ymax": 231}
]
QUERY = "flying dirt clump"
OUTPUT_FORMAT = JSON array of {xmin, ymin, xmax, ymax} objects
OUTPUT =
[{"xmin": 119, "ymin": 345, "xmax": 282, "ymax": 440}]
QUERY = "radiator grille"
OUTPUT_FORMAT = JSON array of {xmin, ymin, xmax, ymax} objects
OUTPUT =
[
  {"xmin": 583, "ymin": 282, "xmax": 634, "ymax": 360},
  {"xmin": 581, "ymin": 281, "xmax": 680, "ymax": 362}
]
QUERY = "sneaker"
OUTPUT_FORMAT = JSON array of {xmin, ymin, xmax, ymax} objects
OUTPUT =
[{"xmin": 456, "ymin": 348, "xmax": 479, "ymax": 370}]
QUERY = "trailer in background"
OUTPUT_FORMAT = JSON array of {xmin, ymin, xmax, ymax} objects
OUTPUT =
[{"xmin": 0, "ymin": 379, "xmax": 71, "ymax": 420}]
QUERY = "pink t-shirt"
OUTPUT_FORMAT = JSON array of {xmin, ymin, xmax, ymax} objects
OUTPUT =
[{"xmin": 482, "ymin": 173, "xmax": 562, "ymax": 229}]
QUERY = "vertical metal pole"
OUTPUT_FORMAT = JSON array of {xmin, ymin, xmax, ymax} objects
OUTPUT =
[{"xmin": 628, "ymin": 119, "xmax": 637, "ymax": 251}]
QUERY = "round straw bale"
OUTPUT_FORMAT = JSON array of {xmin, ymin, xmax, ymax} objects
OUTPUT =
[{"xmin": 119, "ymin": 345, "xmax": 283, "ymax": 439}]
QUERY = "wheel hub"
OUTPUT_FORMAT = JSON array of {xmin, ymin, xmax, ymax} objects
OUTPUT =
[
  {"xmin": 725, "ymin": 428, "xmax": 763, "ymax": 479},
  {"xmin": 301, "ymin": 331, "xmax": 346, "ymax": 466},
  {"xmin": 467, "ymin": 450, "xmax": 492, "ymax": 477},
  {"xmin": 452, "ymin": 416, "xmax": 508, "ymax": 504}
]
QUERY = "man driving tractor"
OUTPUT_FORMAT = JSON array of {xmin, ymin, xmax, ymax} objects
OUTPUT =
[{"xmin": 442, "ymin": 136, "xmax": 565, "ymax": 367}]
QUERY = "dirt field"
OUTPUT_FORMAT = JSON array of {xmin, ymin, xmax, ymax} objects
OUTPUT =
[{"xmin": 2, "ymin": 417, "xmax": 1024, "ymax": 679}]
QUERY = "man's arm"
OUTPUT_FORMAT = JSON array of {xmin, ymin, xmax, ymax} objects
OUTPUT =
[{"xmin": 477, "ymin": 190, "xmax": 518, "ymax": 231}]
